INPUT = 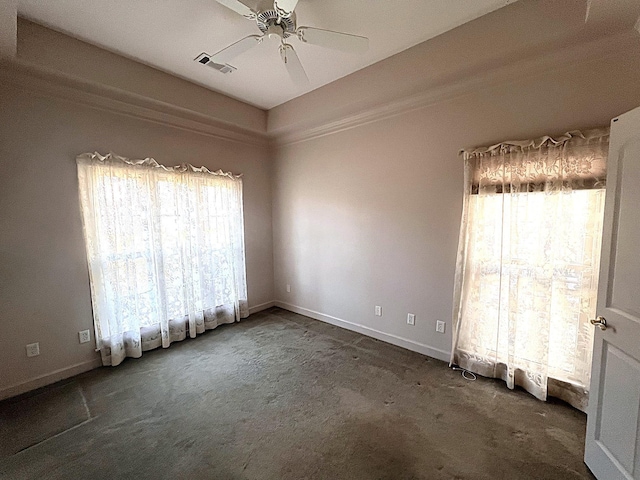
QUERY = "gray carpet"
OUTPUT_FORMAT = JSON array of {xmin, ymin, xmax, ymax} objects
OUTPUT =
[
  {"xmin": 0, "ymin": 308, "xmax": 594, "ymax": 479},
  {"xmin": 0, "ymin": 381, "xmax": 90, "ymax": 456}
]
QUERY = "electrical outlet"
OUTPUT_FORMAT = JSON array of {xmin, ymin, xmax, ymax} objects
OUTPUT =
[
  {"xmin": 79, "ymin": 330, "xmax": 91, "ymax": 344},
  {"xmin": 375, "ymin": 306, "xmax": 383, "ymax": 317},
  {"xmin": 286, "ymin": 284, "xmax": 291, "ymax": 293},
  {"xmin": 436, "ymin": 320, "xmax": 446, "ymax": 334},
  {"xmin": 407, "ymin": 313, "xmax": 416, "ymax": 325},
  {"xmin": 26, "ymin": 342, "xmax": 40, "ymax": 357}
]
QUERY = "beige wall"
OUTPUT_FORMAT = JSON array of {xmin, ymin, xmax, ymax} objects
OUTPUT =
[
  {"xmin": 0, "ymin": 1, "xmax": 16, "ymax": 58},
  {"xmin": 271, "ymin": 40, "xmax": 640, "ymax": 361},
  {"xmin": 0, "ymin": 29, "xmax": 273, "ymax": 397}
]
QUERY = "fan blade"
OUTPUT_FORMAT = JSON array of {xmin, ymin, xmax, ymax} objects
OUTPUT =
[
  {"xmin": 211, "ymin": 35, "xmax": 263, "ymax": 64},
  {"xmin": 215, "ymin": 0, "xmax": 256, "ymax": 19},
  {"xmin": 297, "ymin": 27, "xmax": 369, "ymax": 54},
  {"xmin": 280, "ymin": 44, "xmax": 309, "ymax": 86},
  {"xmin": 274, "ymin": 0, "xmax": 299, "ymax": 18}
]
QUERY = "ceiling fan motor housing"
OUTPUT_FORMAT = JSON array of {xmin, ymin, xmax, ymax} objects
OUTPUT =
[{"xmin": 257, "ymin": 10, "xmax": 296, "ymax": 38}]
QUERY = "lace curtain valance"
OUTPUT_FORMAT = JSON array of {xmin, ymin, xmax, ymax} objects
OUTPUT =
[
  {"xmin": 77, "ymin": 151, "xmax": 244, "ymax": 178},
  {"xmin": 461, "ymin": 129, "xmax": 609, "ymax": 193}
]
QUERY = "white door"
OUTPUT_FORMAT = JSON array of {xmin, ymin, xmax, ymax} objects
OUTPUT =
[{"xmin": 585, "ymin": 105, "xmax": 640, "ymax": 479}]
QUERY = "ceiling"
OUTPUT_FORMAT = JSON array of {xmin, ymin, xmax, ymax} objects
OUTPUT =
[{"xmin": 17, "ymin": 0, "xmax": 516, "ymax": 110}]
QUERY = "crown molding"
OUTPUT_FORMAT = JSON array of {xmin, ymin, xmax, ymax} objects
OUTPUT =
[
  {"xmin": 0, "ymin": 59, "xmax": 270, "ymax": 147},
  {"xmin": 3, "ymin": 28, "xmax": 638, "ymax": 149},
  {"xmin": 273, "ymin": 30, "xmax": 639, "ymax": 147}
]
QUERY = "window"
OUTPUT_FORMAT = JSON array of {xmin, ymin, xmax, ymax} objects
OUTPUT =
[
  {"xmin": 461, "ymin": 189, "xmax": 604, "ymax": 385},
  {"xmin": 77, "ymin": 153, "xmax": 248, "ymax": 366},
  {"xmin": 452, "ymin": 129, "xmax": 609, "ymax": 410}
]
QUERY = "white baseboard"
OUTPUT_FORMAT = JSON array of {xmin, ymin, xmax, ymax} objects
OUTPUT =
[
  {"xmin": 248, "ymin": 301, "xmax": 276, "ymax": 315},
  {"xmin": 0, "ymin": 357, "xmax": 103, "ymax": 401},
  {"xmin": 274, "ymin": 301, "xmax": 451, "ymax": 363},
  {"xmin": 1, "ymin": 303, "xmax": 275, "ymax": 401},
  {"xmin": 0, "ymin": 301, "xmax": 446, "ymax": 400}
]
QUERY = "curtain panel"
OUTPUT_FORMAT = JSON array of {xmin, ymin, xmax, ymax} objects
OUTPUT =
[
  {"xmin": 77, "ymin": 152, "xmax": 249, "ymax": 367},
  {"xmin": 451, "ymin": 129, "xmax": 609, "ymax": 411}
]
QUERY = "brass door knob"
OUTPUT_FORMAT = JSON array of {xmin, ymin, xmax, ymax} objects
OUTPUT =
[{"xmin": 590, "ymin": 316, "xmax": 607, "ymax": 331}]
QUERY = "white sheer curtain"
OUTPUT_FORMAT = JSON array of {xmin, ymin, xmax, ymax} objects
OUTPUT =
[
  {"xmin": 77, "ymin": 152, "xmax": 248, "ymax": 367},
  {"xmin": 451, "ymin": 129, "xmax": 609, "ymax": 411}
]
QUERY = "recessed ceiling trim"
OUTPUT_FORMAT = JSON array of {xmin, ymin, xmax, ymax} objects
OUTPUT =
[
  {"xmin": 272, "ymin": 30, "xmax": 636, "ymax": 146},
  {"xmin": 0, "ymin": 59, "xmax": 270, "ymax": 147}
]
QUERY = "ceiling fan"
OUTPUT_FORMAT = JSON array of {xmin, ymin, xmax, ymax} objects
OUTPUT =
[{"xmin": 204, "ymin": 0, "xmax": 369, "ymax": 86}]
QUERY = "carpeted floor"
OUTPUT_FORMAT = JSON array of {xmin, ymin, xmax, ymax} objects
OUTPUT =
[{"xmin": 0, "ymin": 308, "xmax": 595, "ymax": 479}]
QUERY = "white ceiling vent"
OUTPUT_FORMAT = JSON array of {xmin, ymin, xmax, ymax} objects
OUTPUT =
[{"xmin": 194, "ymin": 53, "xmax": 236, "ymax": 74}]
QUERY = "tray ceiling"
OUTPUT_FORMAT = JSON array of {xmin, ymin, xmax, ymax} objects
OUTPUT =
[{"xmin": 18, "ymin": 0, "xmax": 515, "ymax": 109}]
